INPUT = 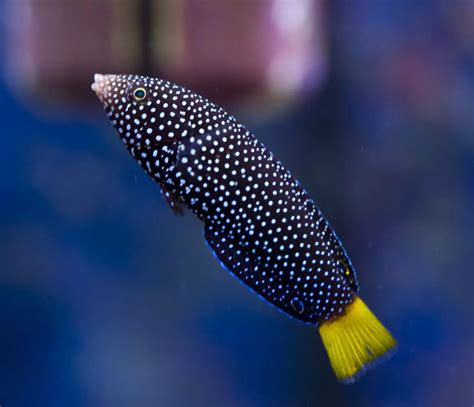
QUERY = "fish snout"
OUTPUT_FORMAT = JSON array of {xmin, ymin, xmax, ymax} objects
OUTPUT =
[{"xmin": 91, "ymin": 73, "xmax": 108, "ymax": 100}]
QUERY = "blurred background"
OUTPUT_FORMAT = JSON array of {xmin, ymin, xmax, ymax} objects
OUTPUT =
[{"xmin": 0, "ymin": 0, "xmax": 473, "ymax": 406}]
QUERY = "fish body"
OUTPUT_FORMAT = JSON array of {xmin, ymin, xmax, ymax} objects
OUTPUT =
[{"xmin": 92, "ymin": 74, "xmax": 396, "ymax": 382}]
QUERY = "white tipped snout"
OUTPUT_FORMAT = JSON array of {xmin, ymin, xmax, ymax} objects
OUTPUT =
[
  {"xmin": 91, "ymin": 73, "xmax": 106, "ymax": 96},
  {"xmin": 94, "ymin": 73, "xmax": 104, "ymax": 83}
]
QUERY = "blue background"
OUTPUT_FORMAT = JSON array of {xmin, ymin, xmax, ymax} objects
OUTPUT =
[{"xmin": 0, "ymin": 1, "xmax": 473, "ymax": 406}]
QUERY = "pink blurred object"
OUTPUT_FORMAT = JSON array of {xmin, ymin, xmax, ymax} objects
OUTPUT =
[
  {"xmin": 5, "ymin": 0, "xmax": 140, "ymax": 104},
  {"xmin": 4, "ymin": 0, "xmax": 327, "ymax": 108},
  {"xmin": 157, "ymin": 0, "xmax": 327, "ymax": 105}
]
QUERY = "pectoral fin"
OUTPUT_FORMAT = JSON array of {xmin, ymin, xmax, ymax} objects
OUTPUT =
[{"xmin": 161, "ymin": 184, "xmax": 185, "ymax": 216}]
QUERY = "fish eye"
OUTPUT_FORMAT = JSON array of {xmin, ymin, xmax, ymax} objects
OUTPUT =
[{"xmin": 132, "ymin": 87, "xmax": 147, "ymax": 102}]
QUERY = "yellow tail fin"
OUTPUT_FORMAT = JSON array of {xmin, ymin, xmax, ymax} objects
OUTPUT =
[{"xmin": 319, "ymin": 296, "xmax": 397, "ymax": 383}]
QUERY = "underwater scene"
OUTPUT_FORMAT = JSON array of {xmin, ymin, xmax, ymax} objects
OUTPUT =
[{"xmin": 0, "ymin": 0, "xmax": 473, "ymax": 406}]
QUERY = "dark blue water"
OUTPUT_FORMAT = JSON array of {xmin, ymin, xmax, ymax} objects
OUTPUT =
[{"xmin": 0, "ymin": 1, "xmax": 472, "ymax": 405}]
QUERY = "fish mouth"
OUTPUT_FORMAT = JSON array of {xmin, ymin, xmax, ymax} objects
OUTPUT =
[{"xmin": 91, "ymin": 73, "xmax": 107, "ymax": 99}]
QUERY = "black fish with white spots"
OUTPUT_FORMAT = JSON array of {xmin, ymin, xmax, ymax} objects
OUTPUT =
[{"xmin": 92, "ymin": 73, "xmax": 396, "ymax": 383}]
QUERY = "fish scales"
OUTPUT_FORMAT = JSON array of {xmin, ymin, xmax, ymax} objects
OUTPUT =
[
  {"xmin": 92, "ymin": 74, "xmax": 396, "ymax": 383},
  {"xmin": 95, "ymin": 74, "xmax": 357, "ymax": 323}
]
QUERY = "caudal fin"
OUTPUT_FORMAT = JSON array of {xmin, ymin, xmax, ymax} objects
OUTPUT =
[{"xmin": 319, "ymin": 296, "xmax": 397, "ymax": 383}]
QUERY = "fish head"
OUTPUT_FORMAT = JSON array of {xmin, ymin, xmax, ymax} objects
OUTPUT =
[{"xmin": 91, "ymin": 73, "xmax": 201, "ymax": 151}]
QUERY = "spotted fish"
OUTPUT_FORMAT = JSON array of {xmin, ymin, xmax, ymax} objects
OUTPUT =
[{"xmin": 92, "ymin": 73, "xmax": 396, "ymax": 383}]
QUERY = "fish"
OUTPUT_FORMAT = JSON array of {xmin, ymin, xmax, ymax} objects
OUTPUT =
[{"xmin": 92, "ymin": 73, "xmax": 396, "ymax": 383}]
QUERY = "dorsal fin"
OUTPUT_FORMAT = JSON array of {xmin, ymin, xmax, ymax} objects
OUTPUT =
[
  {"xmin": 294, "ymin": 180, "xmax": 359, "ymax": 292},
  {"xmin": 337, "ymin": 254, "xmax": 358, "ymax": 291}
]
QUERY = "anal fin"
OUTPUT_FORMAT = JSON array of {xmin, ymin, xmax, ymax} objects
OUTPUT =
[{"xmin": 204, "ymin": 222, "xmax": 255, "ymax": 284}]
